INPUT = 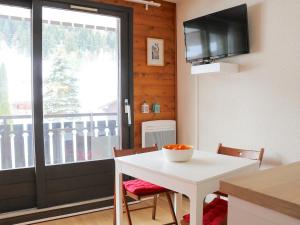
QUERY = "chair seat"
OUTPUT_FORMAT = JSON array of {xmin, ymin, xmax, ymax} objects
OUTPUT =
[
  {"xmin": 123, "ymin": 179, "xmax": 167, "ymax": 196},
  {"xmin": 183, "ymin": 198, "xmax": 228, "ymax": 225}
]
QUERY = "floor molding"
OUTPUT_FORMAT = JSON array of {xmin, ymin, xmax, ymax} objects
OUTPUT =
[{"xmin": 0, "ymin": 197, "xmax": 114, "ymax": 225}]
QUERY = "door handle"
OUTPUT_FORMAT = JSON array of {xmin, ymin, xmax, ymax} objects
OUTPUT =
[{"xmin": 124, "ymin": 99, "xmax": 132, "ymax": 126}]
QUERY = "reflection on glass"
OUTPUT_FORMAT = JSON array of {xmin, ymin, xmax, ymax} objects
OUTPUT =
[
  {"xmin": 42, "ymin": 7, "xmax": 120, "ymax": 165},
  {"xmin": 0, "ymin": 4, "xmax": 33, "ymax": 170}
]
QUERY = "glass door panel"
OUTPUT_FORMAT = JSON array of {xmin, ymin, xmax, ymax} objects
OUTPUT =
[
  {"xmin": 0, "ymin": 4, "xmax": 33, "ymax": 170},
  {"xmin": 0, "ymin": 0, "xmax": 131, "ymax": 213},
  {"xmin": 42, "ymin": 7, "xmax": 121, "ymax": 165}
]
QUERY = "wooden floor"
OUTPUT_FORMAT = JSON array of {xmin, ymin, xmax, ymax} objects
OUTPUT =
[{"xmin": 35, "ymin": 196, "xmax": 190, "ymax": 225}]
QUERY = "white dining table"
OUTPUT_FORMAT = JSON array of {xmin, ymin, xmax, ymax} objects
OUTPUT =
[{"xmin": 114, "ymin": 150, "xmax": 259, "ymax": 225}]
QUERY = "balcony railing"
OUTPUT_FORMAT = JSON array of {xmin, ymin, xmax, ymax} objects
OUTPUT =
[{"xmin": 0, "ymin": 113, "xmax": 119, "ymax": 170}]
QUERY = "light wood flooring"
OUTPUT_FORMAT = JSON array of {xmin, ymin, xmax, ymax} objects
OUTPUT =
[{"xmin": 35, "ymin": 196, "xmax": 189, "ymax": 225}]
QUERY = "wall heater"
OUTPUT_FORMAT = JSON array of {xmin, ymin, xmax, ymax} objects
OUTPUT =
[{"xmin": 142, "ymin": 120, "xmax": 176, "ymax": 149}]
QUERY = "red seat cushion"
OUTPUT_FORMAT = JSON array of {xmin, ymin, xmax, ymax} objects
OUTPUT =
[
  {"xmin": 183, "ymin": 198, "xmax": 228, "ymax": 225},
  {"xmin": 123, "ymin": 179, "xmax": 167, "ymax": 196}
]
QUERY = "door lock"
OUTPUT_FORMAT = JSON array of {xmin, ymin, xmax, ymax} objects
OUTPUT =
[{"xmin": 124, "ymin": 99, "xmax": 131, "ymax": 126}]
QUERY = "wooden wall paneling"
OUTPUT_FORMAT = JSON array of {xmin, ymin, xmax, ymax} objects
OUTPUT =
[{"xmin": 94, "ymin": 0, "xmax": 176, "ymax": 147}]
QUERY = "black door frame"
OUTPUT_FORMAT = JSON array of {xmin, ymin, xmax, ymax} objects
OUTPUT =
[
  {"xmin": 0, "ymin": 0, "xmax": 36, "ymax": 214},
  {"xmin": 0, "ymin": 0, "xmax": 133, "ymax": 212}
]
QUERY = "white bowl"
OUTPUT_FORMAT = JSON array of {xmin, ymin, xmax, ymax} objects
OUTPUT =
[{"xmin": 162, "ymin": 145, "xmax": 194, "ymax": 162}]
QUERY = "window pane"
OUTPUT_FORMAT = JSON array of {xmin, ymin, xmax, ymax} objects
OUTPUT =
[
  {"xmin": 0, "ymin": 4, "xmax": 33, "ymax": 170},
  {"xmin": 42, "ymin": 7, "xmax": 121, "ymax": 165}
]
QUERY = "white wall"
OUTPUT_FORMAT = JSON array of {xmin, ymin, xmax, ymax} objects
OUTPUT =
[{"xmin": 177, "ymin": 0, "xmax": 300, "ymax": 167}]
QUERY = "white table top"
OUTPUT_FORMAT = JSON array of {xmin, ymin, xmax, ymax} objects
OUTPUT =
[{"xmin": 115, "ymin": 150, "xmax": 259, "ymax": 184}]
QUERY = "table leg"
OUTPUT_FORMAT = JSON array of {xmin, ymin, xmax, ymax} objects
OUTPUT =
[
  {"xmin": 189, "ymin": 193, "xmax": 203, "ymax": 225},
  {"xmin": 115, "ymin": 167, "xmax": 123, "ymax": 225},
  {"xmin": 174, "ymin": 193, "xmax": 183, "ymax": 222}
]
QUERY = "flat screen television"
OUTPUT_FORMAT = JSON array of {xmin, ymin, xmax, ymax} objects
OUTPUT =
[{"xmin": 183, "ymin": 4, "xmax": 249, "ymax": 64}]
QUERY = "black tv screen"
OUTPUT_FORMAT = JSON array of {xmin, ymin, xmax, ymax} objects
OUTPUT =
[{"xmin": 184, "ymin": 4, "xmax": 249, "ymax": 63}]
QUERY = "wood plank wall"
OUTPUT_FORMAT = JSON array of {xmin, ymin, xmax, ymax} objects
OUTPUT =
[{"xmin": 93, "ymin": 0, "xmax": 177, "ymax": 147}]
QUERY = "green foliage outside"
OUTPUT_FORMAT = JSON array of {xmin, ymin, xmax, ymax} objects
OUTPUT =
[
  {"xmin": 0, "ymin": 63, "xmax": 10, "ymax": 116},
  {"xmin": 0, "ymin": 17, "xmax": 118, "ymax": 115},
  {"xmin": 0, "ymin": 18, "xmax": 31, "ymax": 55},
  {"xmin": 43, "ymin": 48, "xmax": 80, "ymax": 114},
  {"xmin": 42, "ymin": 25, "xmax": 117, "ymax": 59},
  {"xmin": 0, "ymin": 17, "xmax": 117, "ymax": 59}
]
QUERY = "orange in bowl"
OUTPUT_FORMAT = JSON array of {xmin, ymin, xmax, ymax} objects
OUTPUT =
[
  {"xmin": 163, "ymin": 144, "xmax": 193, "ymax": 150},
  {"xmin": 162, "ymin": 144, "xmax": 194, "ymax": 162}
]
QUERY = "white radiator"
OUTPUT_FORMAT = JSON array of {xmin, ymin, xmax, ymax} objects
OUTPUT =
[{"xmin": 142, "ymin": 120, "xmax": 176, "ymax": 149}]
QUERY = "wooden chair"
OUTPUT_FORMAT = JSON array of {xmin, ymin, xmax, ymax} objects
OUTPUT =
[
  {"xmin": 181, "ymin": 143, "xmax": 265, "ymax": 225},
  {"xmin": 113, "ymin": 144, "xmax": 178, "ymax": 225},
  {"xmin": 213, "ymin": 143, "xmax": 265, "ymax": 198},
  {"xmin": 217, "ymin": 143, "xmax": 264, "ymax": 167}
]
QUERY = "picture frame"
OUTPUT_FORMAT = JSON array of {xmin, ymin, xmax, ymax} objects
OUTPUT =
[{"xmin": 147, "ymin": 38, "xmax": 164, "ymax": 66}]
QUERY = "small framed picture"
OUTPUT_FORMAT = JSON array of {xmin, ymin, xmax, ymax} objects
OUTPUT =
[{"xmin": 147, "ymin": 38, "xmax": 164, "ymax": 66}]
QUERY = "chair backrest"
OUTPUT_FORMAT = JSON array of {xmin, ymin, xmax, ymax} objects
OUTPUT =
[
  {"xmin": 217, "ymin": 143, "xmax": 265, "ymax": 167},
  {"xmin": 113, "ymin": 144, "xmax": 158, "ymax": 158}
]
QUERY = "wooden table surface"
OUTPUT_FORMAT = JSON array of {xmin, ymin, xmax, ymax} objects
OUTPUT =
[{"xmin": 220, "ymin": 161, "xmax": 300, "ymax": 219}]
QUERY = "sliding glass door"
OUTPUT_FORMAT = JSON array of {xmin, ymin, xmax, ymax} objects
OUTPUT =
[
  {"xmin": 0, "ymin": 2, "xmax": 36, "ymax": 212},
  {"xmin": 0, "ymin": 3, "xmax": 33, "ymax": 171},
  {"xmin": 42, "ymin": 6, "xmax": 120, "ymax": 165},
  {"xmin": 0, "ymin": 0, "xmax": 132, "ymax": 212},
  {"xmin": 39, "ymin": 1, "xmax": 132, "ymax": 207}
]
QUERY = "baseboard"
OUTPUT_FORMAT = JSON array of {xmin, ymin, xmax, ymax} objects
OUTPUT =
[{"xmin": 0, "ymin": 197, "xmax": 114, "ymax": 225}]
